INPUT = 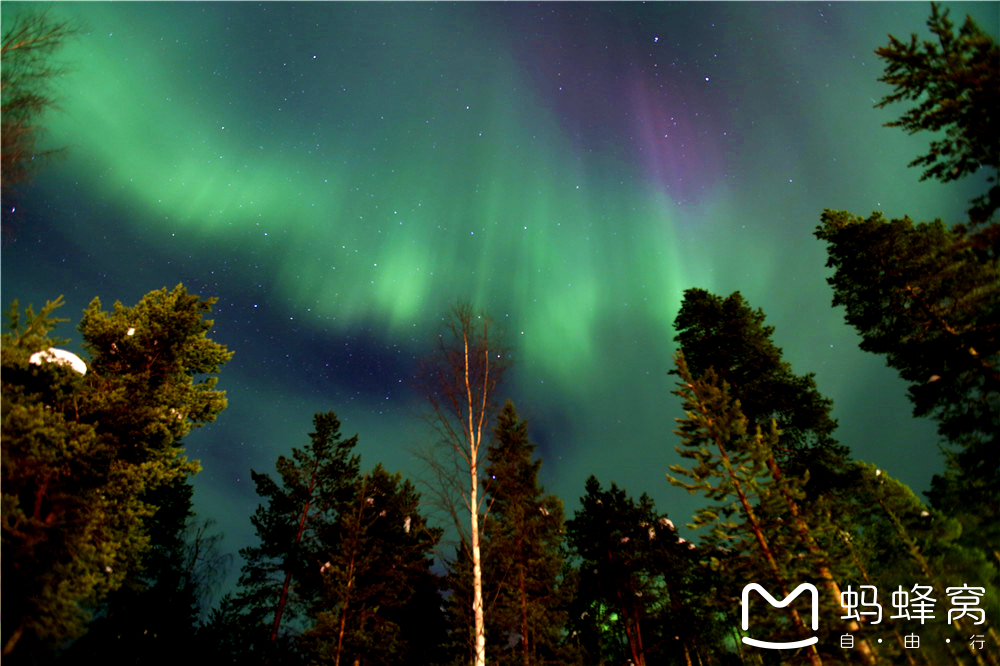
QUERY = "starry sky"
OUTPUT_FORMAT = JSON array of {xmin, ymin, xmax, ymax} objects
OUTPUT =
[{"xmin": 3, "ymin": 1, "xmax": 997, "ymax": 597}]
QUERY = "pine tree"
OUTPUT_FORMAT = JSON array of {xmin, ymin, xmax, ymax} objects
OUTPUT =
[
  {"xmin": 669, "ymin": 354, "xmax": 826, "ymax": 666},
  {"xmin": 232, "ymin": 411, "xmax": 360, "ymax": 664},
  {"xmin": 673, "ymin": 288, "xmax": 850, "ymax": 495},
  {"xmin": 77, "ymin": 285, "xmax": 232, "ymax": 463},
  {"xmin": 874, "ymin": 2, "xmax": 999, "ymax": 226},
  {"xmin": 301, "ymin": 464, "xmax": 446, "ymax": 666},
  {"xmin": 480, "ymin": 401, "xmax": 568, "ymax": 666},
  {"xmin": 670, "ymin": 291, "xmax": 909, "ymax": 664},
  {"xmin": 815, "ymin": 210, "xmax": 999, "ymax": 562},
  {"xmin": 669, "ymin": 352, "xmax": 898, "ymax": 665},
  {"xmin": 1, "ymin": 286, "xmax": 231, "ymax": 661},
  {"xmin": 3, "ymin": 297, "xmax": 112, "ymax": 659}
]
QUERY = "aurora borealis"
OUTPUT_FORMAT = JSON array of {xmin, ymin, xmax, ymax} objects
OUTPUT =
[{"xmin": 3, "ymin": 1, "xmax": 997, "ymax": 595}]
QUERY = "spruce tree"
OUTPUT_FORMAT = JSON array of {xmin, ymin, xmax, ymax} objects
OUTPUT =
[
  {"xmin": 566, "ymin": 476, "xmax": 696, "ymax": 666},
  {"xmin": 480, "ymin": 401, "xmax": 567, "ymax": 666}
]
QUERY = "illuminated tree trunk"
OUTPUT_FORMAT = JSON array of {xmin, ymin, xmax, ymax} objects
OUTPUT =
[
  {"xmin": 670, "ymin": 355, "xmax": 822, "ymax": 666},
  {"xmin": 764, "ymin": 456, "xmax": 877, "ymax": 665},
  {"xmin": 333, "ymin": 475, "xmax": 368, "ymax": 666},
  {"xmin": 681, "ymin": 641, "xmax": 693, "ymax": 666},
  {"xmin": 716, "ymin": 439, "xmax": 822, "ymax": 666},
  {"xmin": 269, "ymin": 458, "xmax": 319, "ymax": 649},
  {"xmin": 470, "ymin": 453, "xmax": 485, "ymax": 666},
  {"xmin": 465, "ymin": 326, "xmax": 489, "ymax": 666},
  {"xmin": 421, "ymin": 304, "xmax": 505, "ymax": 666}
]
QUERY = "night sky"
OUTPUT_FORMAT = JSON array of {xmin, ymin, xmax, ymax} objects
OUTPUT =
[{"xmin": 3, "ymin": 1, "xmax": 997, "ymax": 598}]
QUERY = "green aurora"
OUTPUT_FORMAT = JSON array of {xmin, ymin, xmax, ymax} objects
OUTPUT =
[{"xmin": 3, "ymin": 2, "xmax": 996, "ymax": 591}]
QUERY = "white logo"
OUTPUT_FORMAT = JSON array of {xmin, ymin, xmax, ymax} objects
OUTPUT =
[{"xmin": 741, "ymin": 583, "xmax": 820, "ymax": 649}]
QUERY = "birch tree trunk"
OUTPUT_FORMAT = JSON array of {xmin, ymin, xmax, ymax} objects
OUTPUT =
[{"xmin": 420, "ymin": 304, "xmax": 506, "ymax": 666}]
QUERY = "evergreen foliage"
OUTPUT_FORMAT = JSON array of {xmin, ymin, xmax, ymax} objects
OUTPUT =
[
  {"xmin": 59, "ymin": 478, "xmax": 231, "ymax": 666},
  {"xmin": 231, "ymin": 411, "xmax": 361, "ymax": 663},
  {"xmin": 566, "ymin": 475, "xmax": 705, "ymax": 666},
  {"xmin": 673, "ymin": 287, "xmax": 850, "ymax": 495},
  {"xmin": 669, "ymin": 355, "xmax": 815, "ymax": 664},
  {"xmin": 7, "ymin": 8, "xmax": 998, "ymax": 661},
  {"xmin": 669, "ymin": 353, "xmax": 879, "ymax": 666},
  {"xmin": 200, "ymin": 592, "xmax": 260, "ymax": 666},
  {"xmin": 441, "ymin": 540, "xmax": 479, "ymax": 666},
  {"xmin": 874, "ymin": 2, "xmax": 1000, "ymax": 225},
  {"xmin": 1, "ymin": 286, "xmax": 231, "ymax": 662},
  {"xmin": 838, "ymin": 462, "xmax": 1000, "ymax": 666},
  {"xmin": 3, "ymin": 297, "xmax": 113, "ymax": 659},
  {"xmin": 816, "ymin": 210, "xmax": 999, "ymax": 558},
  {"xmin": 301, "ymin": 463, "xmax": 446, "ymax": 666},
  {"xmin": 817, "ymin": 3, "xmax": 1000, "ymax": 631},
  {"xmin": 480, "ymin": 401, "xmax": 569, "ymax": 666},
  {"xmin": 225, "ymin": 412, "xmax": 447, "ymax": 665}
]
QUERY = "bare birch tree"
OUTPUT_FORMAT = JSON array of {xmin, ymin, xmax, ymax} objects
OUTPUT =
[{"xmin": 419, "ymin": 303, "xmax": 507, "ymax": 666}]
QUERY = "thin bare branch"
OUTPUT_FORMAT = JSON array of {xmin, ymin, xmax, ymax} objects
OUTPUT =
[{"xmin": 414, "ymin": 302, "xmax": 508, "ymax": 666}]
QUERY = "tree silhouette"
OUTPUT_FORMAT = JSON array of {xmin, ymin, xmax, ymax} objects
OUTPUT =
[
  {"xmin": 302, "ymin": 464, "xmax": 446, "ymax": 666},
  {"xmin": 875, "ymin": 2, "xmax": 1000, "ymax": 225},
  {"xmin": 816, "ymin": 210, "xmax": 999, "ymax": 563},
  {"xmin": 480, "ymin": 401, "xmax": 568, "ymax": 666},
  {"xmin": 233, "ymin": 411, "xmax": 360, "ymax": 664}
]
